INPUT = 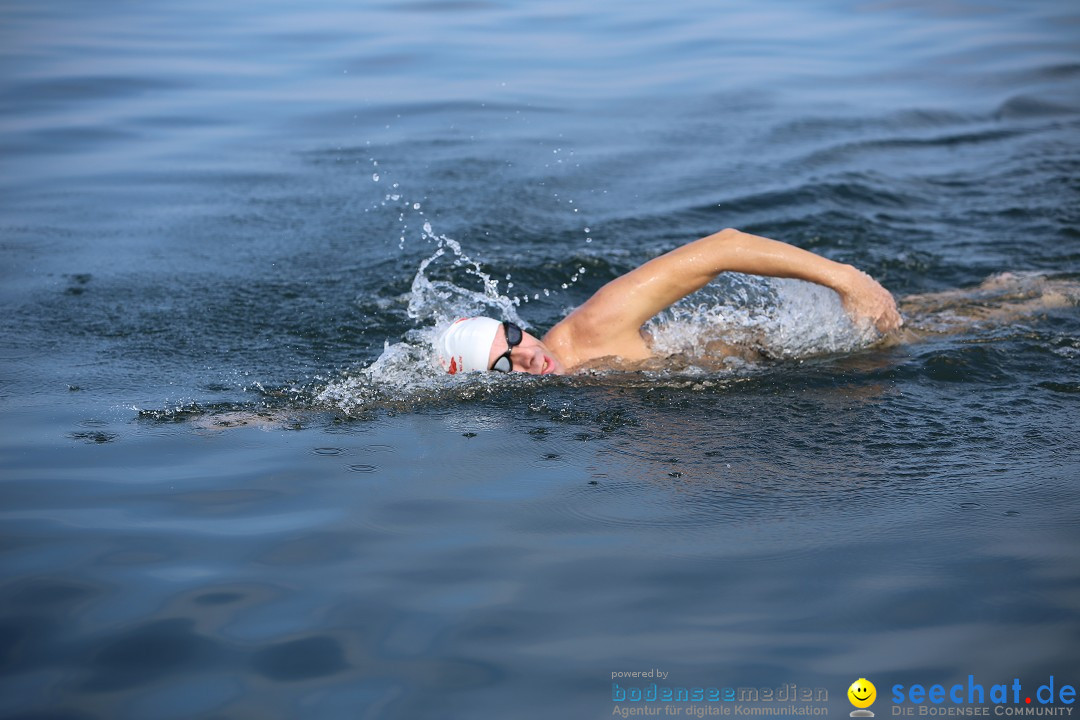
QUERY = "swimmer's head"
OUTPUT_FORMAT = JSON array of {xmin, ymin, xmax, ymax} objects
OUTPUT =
[
  {"xmin": 436, "ymin": 317, "xmax": 503, "ymax": 374},
  {"xmin": 435, "ymin": 317, "xmax": 564, "ymax": 375}
]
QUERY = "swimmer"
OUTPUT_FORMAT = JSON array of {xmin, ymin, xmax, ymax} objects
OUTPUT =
[{"xmin": 436, "ymin": 227, "xmax": 903, "ymax": 375}]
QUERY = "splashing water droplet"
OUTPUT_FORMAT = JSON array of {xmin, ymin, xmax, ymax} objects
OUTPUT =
[
  {"xmin": 372, "ymin": 173, "xmax": 380, "ymax": 182},
  {"xmin": 645, "ymin": 277, "xmax": 878, "ymax": 362}
]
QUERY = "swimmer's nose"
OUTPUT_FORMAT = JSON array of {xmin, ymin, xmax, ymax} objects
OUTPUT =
[{"xmin": 513, "ymin": 346, "xmax": 544, "ymax": 374}]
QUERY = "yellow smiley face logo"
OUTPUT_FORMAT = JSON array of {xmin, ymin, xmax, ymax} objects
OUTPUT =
[{"xmin": 848, "ymin": 678, "xmax": 876, "ymax": 708}]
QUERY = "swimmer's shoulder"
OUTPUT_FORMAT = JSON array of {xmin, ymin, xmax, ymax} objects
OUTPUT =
[{"xmin": 543, "ymin": 311, "xmax": 652, "ymax": 371}]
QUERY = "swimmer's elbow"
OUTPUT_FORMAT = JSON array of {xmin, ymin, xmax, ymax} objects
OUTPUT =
[
  {"xmin": 703, "ymin": 228, "xmax": 749, "ymax": 258},
  {"xmin": 694, "ymin": 228, "xmax": 749, "ymax": 272},
  {"xmin": 709, "ymin": 228, "xmax": 743, "ymax": 244}
]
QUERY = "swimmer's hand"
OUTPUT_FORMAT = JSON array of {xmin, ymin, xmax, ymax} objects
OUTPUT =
[{"xmin": 838, "ymin": 268, "xmax": 903, "ymax": 333}]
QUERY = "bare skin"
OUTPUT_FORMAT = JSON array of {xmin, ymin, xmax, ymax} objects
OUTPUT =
[{"xmin": 486, "ymin": 228, "xmax": 902, "ymax": 374}]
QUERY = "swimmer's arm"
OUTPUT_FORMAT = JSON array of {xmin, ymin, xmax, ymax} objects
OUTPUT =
[{"xmin": 571, "ymin": 228, "xmax": 901, "ymax": 338}]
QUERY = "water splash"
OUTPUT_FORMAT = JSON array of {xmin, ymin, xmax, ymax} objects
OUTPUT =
[
  {"xmin": 406, "ymin": 232, "xmax": 526, "ymax": 329},
  {"xmin": 314, "ymin": 327, "xmax": 544, "ymax": 417},
  {"xmin": 318, "ymin": 230, "xmax": 535, "ymax": 416},
  {"xmin": 316, "ymin": 163, "xmax": 885, "ymax": 416},
  {"xmin": 316, "ymin": 272, "xmax": 884, "ymax": 416},
  {"xmin": 319, "ymin": 175, "xmax": 537, "ymax": 415},
  {"xmin": 646, "ymin": 275, "xmax": 879, "ymax": 361}
]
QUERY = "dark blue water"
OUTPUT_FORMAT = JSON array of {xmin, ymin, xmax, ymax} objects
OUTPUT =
[{"xmin": 2, "ymin": 0, "xmax": 1079, "ymax": 718}]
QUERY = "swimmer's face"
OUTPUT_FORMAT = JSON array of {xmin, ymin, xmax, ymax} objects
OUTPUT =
[{"xmin": 488, "ymin": 326, "xmax": 564, "ymax": 375}]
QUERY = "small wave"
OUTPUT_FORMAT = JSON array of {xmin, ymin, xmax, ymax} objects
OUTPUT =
[
  {"xmin": 994, "ymin": 94, "xmax": 1080, "ymax": 121},
  {"xmin": 793, "ymin": 127, "xmax": 1031, "ymax": 172},
  {"xmin": 764, "ymin": 108, "xmax": 976, "ymax": 144},
  {"xmin": 709, "ymin": 175, "xmax": 921, "ymax": 216}
]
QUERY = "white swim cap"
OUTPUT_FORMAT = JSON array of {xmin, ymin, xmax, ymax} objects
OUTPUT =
[{"xmin": 436, "ymin": 317, "xmax": 503, "ymax": 374}]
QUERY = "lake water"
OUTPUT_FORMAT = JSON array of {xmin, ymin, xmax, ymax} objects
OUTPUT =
[{"xmin": 2, "ymin": 0, "xmax": 1079, "ymax": 718}]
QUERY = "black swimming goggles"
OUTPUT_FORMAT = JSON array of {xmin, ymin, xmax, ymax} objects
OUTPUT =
[{"xmin": 490, "ymin": 322, "xmax": 523, "ymax": 373}]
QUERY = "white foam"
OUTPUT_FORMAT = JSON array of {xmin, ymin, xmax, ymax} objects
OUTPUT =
[{"xmin": 646, "ymin": 275, "xmax": 879, "ymax": 361}]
